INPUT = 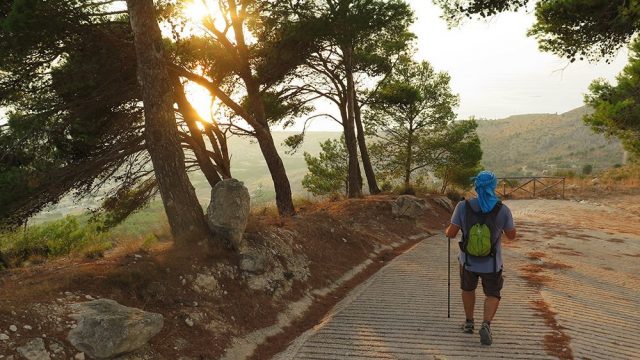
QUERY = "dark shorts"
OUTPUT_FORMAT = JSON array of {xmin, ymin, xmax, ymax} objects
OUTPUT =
[{"xmin": 460, "ymin": 266, "xmax": 504, "ymax": 299}]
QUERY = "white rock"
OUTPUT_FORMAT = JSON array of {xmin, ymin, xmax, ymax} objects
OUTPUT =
[
  {"xmin": 67, "ymin": 299, "xmax": 163, "ymax": 359},
  {"xmin": 74, "ymin": 353, "xmax": 85, "ymax": 360},
  {"xmin": 84, "ymin": 295, "xmax": 94, "ymax": 300},
  {"xmin": 16, "ymin": 338, "xmax": 51, "ymax": 360},
  {"xmin": 24, "ymin": 325, "xmax": 32, "ymax": 330},
  {"xmin": 9, "ymin": 325, "xmax": 17, "ymax": 332},
  {"xmin": 0, "ymin": 333, "xmax": 9, "ymax": 341},
  {"xmin": 185, "ymin": 318, "xmax": 194, "ymax": 327}
]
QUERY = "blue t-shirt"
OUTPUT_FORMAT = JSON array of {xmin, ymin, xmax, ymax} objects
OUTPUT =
[{"xmin": 450, "ymin": 198, "xmax": 514, "ymax": 273}]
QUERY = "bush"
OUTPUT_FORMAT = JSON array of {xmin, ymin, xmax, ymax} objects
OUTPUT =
[
  {"xmin": 582, "ymin": 164, "xmax": 593, "ymax": 175},
  {"xmin": 394, "ymin": 183, "xmax": 416, "ymax": 195},
  {"xmin": 380, "ymin": 181, "xmax": 393, "ymax": 193},
  {"xmin": 0, "ymin": 216, "xmax": 113, "ymax": 267},
  {"xmin": 445, "ymin": 189, "xmax": 464, "ymax": 202}
]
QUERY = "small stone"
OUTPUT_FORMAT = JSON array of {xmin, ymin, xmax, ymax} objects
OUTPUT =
[
  {"xmin": 9, "ymin": 325, "xmax": 17, "ymax": 332},
  {"xmin": 0, "ymin": 333, "xmax": 9, "ymax": 341},
  {"xmin": 24, "ymin": 325, "xmax": 32, "ymax": 330},
  {"xmin": 48, "ymin": 342, "xmax": 64, "ymax": 354},
  {"xmin": 64, "ymin": 292, "xmax": 72, "ymax": 296},
  {"xmin": 74, "ymin": 353, "xmax": 85, "ymax": 360},
  {"xmin": 193, "ymin": 302, "xmax": 198, "ymax": 307},
  {"xmin": 134, "ymin": 254, "xmax": 142, "ymax": 259},
  {"xmin": 84, "ymin": 295, "xmax": 94, "ymax": 300},
  {"xmin": 185, "ymin": 318, "xmax": 194, "ymax": 327}
]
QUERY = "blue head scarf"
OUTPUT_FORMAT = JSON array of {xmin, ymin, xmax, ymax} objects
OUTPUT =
[{"xmin": 474, "ymin": 170, "xmax": 499, "ymax": 213}]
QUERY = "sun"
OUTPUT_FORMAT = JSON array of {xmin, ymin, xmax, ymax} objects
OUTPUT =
[
  {"xmin": 183, "ymin": 1, "xmax": 210, "ymax": 23},
  {"xmin": 184, "ymin": 82, "xmax": 214, "ymax": 125}
]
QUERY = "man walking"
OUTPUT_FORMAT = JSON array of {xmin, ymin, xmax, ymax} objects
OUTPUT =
[{"xmin": 445, "ymin": 170, "xmax": 516, "ymax": 345}]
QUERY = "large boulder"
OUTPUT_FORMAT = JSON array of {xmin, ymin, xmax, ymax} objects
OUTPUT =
[
  {"xmin": 67, "ymin": 299, "xmax": 163, "ymax": 359},
  {"xmin": 433, "ymin": 196, "xmax": 455, "ymax": 213},
  {"xmin": 207, "ymin": 179, "xmax": 251, "ymax": 250},
  {"xmin": 16, "ymin": 338, "xmax": 51, "ymax": 360},
  {"xmin": 391, "ymin": 195, "xmax": 431, "ymax": 219}
]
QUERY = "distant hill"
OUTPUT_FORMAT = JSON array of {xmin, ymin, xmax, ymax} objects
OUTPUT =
[{"xmin": 475, "ymin": 106, "xmax": 625, "ymax": 176}]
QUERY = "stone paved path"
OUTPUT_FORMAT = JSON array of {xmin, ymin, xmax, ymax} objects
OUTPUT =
[
  {"xmin": 276, "ymin": 199, "xmax": 640, "ymax": 360},
  {"xmin": 276, "ymin": 235, "xmax": 556, "ymax": 360}
]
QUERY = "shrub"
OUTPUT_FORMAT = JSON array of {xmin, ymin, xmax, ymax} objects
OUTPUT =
[
  {"xmin": 445, "ymin": 189, "xmax": 464, "ymax": 202},
  {"xmin": 380, "ymin": 181, "xmax": 393, "ymax": 193},
  {"xmin": 0, "ymin": 216, "xmax": 112, "ymax": 267},
  {"xmin": 394, "ymin": 183, "xmax": 416, "ymax": 195},
  {"xmin": 582, "ymin": 164, "xmax": 593, "ymax": 175}
]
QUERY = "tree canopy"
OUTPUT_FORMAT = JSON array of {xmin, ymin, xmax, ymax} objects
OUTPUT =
[
  {"xmin": 436, "ymin": 0, "xmax": 640, "ymax": 62},
  {"xmin": 585, "ymin": 39, "xmax": 640, "ymax": 159},
  {"xmin": 366, "ymin": 58, "xmax": 460, "ymax": 185}
]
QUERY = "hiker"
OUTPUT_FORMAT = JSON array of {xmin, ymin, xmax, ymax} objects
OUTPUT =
[{"xmin": 444, "ymin": 170, "xmax": 516, "ymax": 345}]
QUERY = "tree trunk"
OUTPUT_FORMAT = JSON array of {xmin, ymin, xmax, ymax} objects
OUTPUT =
[
  {"xmin": 404, "ymin": 131, "xmax": 413, "ymax": 186},
  {"xmin": 255, "ymin": 127, "xmax": 296, "ymax": 216},
  {"xmin": 353, "ymin": 96, "xmax": 380, "ymax": 194},
  {"xmin": 127, "ymin": 0, "xmax": 210, "ymax": 243},
  {"xmin": 244, "ymin": 75, "xmax": 296, "ymax": 216},
  {"xmin": 343, "ymin": 45, "xmax": 362, "ymax": 198}
]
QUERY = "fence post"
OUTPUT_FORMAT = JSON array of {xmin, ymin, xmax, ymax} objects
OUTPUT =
[
  {"xmin": 533, "ymin": 177, "xmax": 536, "ymax": 198},
  {"xmin": 562, "ymin": 177, "xmax": 565, "ymax": 199}
]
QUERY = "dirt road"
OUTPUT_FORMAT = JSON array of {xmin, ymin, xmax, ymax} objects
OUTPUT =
[{"xmin": 276, "ymin": 197, "xmax": 640, "ymax": 359}]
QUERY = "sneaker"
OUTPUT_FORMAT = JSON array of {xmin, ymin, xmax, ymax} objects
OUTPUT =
[
  {"xmin": 462, "ymin": 320, "xmax": 474, "ymax": 334},
  {"xmin": 479, "ymin": 322, "xmax": 492, "ymax": 345}
]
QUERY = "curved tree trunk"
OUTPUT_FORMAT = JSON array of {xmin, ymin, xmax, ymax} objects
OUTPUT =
[
  {"xmin": 127, "ymin": 0, "xmax": 211, "ymax": 244},
  {"xmin": 244, "ymin": 76, "xmax": 296, "ymax": 216},
  {"xmin": 353, "ymin": 97, "xmax": 380, "ymax": 194},
  {"xmin": 255, "ymin": 127, "xmax": 295, "ymax": 216}
]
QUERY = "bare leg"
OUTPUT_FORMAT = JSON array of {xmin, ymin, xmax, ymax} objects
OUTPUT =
[
  {"xmin": 483, "ymin": 296, "xmax": 500, "ymax": 322},
  {"xmin": 462, "ymin": 290, "xmax": 475, "ymax": 320}
]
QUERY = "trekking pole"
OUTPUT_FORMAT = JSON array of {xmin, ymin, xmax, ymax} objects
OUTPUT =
[{"xmin": 447, "ymin": 236, "xmax": 451, "ymax": 318}]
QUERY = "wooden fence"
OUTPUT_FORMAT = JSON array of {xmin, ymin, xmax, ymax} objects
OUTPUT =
[{"xmin": 495, "ymin": 176, "xmax": 566, "ymax": 199}]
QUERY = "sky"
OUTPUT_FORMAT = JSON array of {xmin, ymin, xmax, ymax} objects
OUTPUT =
[{"xmin": 287, "ymin": 1, "xmax": 629, "ymax": 132}]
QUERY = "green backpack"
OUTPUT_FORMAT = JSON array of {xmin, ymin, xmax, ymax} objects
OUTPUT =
[{"xmin": 461, "ymin": 201, "xmax": 502, "ymax": 258}]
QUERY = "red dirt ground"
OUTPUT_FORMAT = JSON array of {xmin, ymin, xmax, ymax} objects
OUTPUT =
[{"xmin": 0, "ymin": 195, "xmax": 451, "ymax": 359}]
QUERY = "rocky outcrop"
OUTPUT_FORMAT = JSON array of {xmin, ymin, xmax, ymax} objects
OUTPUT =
[
  {"xmin": 67, "ymin": 299, "xmax": 163, "ymax": 359},
  {"xmin": 391, "ymin": 195, "xmax": 431, "ymax": 219},
  {"xmin": 239, "ymin": 252, "xmax": 267, "ymax": 274},
  {"xmin": 207, "ymin": 179, "xmax": 251, "ymax": 250}
]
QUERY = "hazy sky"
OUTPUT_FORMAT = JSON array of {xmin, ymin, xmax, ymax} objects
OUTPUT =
[
  {"xmin": 413, "ymin": 2, "xmax": 627, "ymax": 117},
  {"xmin": 294, "ymin": 1, "xmax": 629, "ymax": 132}
]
